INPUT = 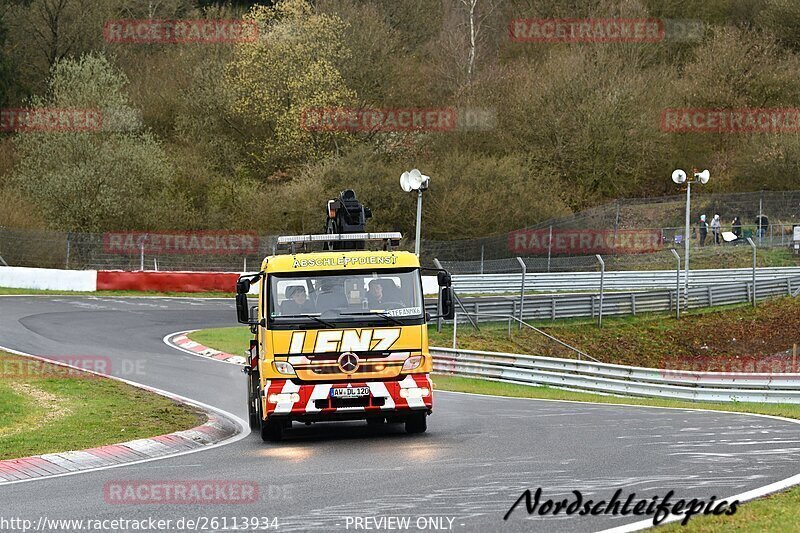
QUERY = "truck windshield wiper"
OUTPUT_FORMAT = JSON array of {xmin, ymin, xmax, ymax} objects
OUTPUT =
[
  {"xmin": 276, "ymin": 314, "xmax": 336, "ymax": 328},
  {"xmin": 339, "ymin": 311, "xmax": 404, "ymax": 326}
]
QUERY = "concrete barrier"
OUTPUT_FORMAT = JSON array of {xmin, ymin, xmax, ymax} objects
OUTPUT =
[
  {"xmin": 96, "ymin": 270, "xmax": 239, "ymax": 293},
  {"xmin": 0, "ymin": 266, "xmax": 97, "ymax": 292}
]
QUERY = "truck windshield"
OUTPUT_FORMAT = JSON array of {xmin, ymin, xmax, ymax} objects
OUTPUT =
[{"xmin": 268, "ymin": 268, "xmax": 424, "ymax": 328}]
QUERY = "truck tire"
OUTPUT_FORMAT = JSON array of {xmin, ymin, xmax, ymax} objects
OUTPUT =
[
  {"xmin": 405, "ymin": 412, "xmax": 427, "ymax": 434},
  {"xmin": 260, "ymin": 418, "xmax": 284, "ymax": 442},
  {"xmin": 247, "ymin": 378, "xmax": 260, "ymax": 430}
]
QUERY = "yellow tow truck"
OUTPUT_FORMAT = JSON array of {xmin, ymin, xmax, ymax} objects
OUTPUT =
[{"xmin": 235, "ymin": 190, "xmax": 454, "ymax": 441}]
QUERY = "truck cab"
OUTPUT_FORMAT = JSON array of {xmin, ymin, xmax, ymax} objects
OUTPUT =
[{"xmin": 236, "ymin": 232, "xmax": 454, "ymax": 442}]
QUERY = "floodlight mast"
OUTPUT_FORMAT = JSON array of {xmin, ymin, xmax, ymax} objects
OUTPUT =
[
  {"xmin": 672, "ymin": 168, "xmax": 710, "ymax": 306},
  {"xmin": 400, "ymin": 169, "xmax": 430, "ymax": 256}
]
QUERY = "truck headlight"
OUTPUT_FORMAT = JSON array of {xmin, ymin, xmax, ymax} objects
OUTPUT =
[
  {"xmin": 400, "ymin": 387, "xmax": 430, "ymax": 399},
  {"xmin": 268, "ymin": 392, "xmax": 301, "ymax": 404},
  {"xmin": 273, "ymin": 361, "xmax": 296, "ymax": 376},
  {"xmin": 402, "ymin": 355, "xmax": 424, "ymax": 371}
]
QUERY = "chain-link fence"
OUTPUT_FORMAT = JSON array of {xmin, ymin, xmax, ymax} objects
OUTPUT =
[
  {"xmin": 1, "ymin": 190, "xmax": 799, "ymax": 272},
  {"xmin": 0, "ymin": 228, "xmax": 281, "ymax": 271},
  {"xmin": 422, "ymin": 190, "xmax": 800, "ymax": 262}
]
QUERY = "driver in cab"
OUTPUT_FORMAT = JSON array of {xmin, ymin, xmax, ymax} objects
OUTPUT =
[{"xmin": 280, "ymin": 285, "xmax": 316, "ymax": 315}]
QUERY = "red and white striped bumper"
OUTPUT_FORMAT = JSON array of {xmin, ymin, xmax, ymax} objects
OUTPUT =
[{"xmin": 262, "ymin": 374, "xmax": 432, "ymax": 420}]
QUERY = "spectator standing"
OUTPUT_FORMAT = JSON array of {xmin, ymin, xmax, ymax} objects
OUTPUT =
[
  {"xmin": 731, "ymin": 216, "xmax": 742, "ymax": 240},
  {"xmin": 698, "ymin": 214, "xmax": 708, "ymax": 246},
  {"xmin": 755, "ymin": 214, "xmax": 769, "ymax": 240},
  {"xmin": 711, "ymin": 214, "xmax": 722, "ymax": 245}
]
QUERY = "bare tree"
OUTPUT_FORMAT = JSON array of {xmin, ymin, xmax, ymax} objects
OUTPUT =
[{"xmin": 458, "ymin": 0, "xmax": 502, "ymax": 83}]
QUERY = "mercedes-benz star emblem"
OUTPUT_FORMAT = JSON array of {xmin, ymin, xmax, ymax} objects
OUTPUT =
[{"xmin": 338, "ymin": 352, "xmax": 360, "ymax": 374}]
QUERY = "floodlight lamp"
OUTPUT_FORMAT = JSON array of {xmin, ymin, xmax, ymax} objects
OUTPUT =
[
  {"xmin": 695, "ymin": 169, "xmax": 710, "ymax": 184},
  {"xmin": 400, "ymin": 168, "xmax": 430, "ymax": 192},
  {"xmin": 671, "ymin": 169, "xmax": 687, "ymax": 184}
]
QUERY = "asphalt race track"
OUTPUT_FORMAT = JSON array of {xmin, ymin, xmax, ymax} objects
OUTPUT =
[{"xmin": 2, "ymin": 296, "xmax": 800, "ymax": 532}]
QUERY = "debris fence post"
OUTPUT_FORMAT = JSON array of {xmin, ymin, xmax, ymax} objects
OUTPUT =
[
  {"xmin": 669, "ymin": 248, "xmax": 681, "ymax": 319},
  {"xmin": 596, "ymin": 254, "xmax": 605, "ymax": 328}
]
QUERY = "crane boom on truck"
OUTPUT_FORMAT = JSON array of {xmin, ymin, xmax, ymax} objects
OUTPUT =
[{"xmin": 236, "ymin": 190, "xmax": 455, "ymax": 442}]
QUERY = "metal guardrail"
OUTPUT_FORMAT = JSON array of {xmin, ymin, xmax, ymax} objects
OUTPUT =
[
  {"xmin": 451, "ymin": 266, "xmax": 800, "ymax": 294},
  {"xmin": 431, "ymin": 347, "xmax": 800, "ymax": 403},
  {"xmin": 426, "ymin": 275, "xmax": 800, "ymax": 323}
]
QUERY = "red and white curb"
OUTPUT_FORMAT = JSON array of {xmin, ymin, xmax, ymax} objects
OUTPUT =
[
  {"xmin": 0, "ymin": 346, "xmax": 248, "ymax": 485},
  {"xmin": 166, "ymin": 330, "xmax": 245, "ymax": 366}
]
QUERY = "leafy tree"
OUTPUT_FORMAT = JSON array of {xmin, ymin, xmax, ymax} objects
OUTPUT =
[
  {"xmin": 225, "ymin": 0, "xmax": 355, "ymax": 174},
  {"xmin": 10, "ymin": 53, "xmax": 192, "ymax": 231}
]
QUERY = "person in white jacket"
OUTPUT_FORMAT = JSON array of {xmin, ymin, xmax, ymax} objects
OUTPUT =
[{"xmin": 711, "ymin": 214, "xmax": 722, "ymax": 245}]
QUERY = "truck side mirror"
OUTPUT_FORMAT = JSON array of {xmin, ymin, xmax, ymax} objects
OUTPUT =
[
  {"xmin": 440, "ymin": 286, "xmax": 455, "ymax": 320},
  {"xmin": 236, "ymin": 279, "xmax": 251, "ymax": 295},
  {"xmin": 437, "ymin": 271, "xmax": 451, "ymax": 287},
  {"xmin": 236, "ymin": 293, "xmax": 250, "ymax": 324}
]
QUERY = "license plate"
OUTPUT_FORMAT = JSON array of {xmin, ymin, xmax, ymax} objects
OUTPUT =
[{"xmin": 330, "ymin": 386, "xmax": 370, "ymax": 398}]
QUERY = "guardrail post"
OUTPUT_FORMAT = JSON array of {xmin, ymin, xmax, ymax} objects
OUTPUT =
[
  {"xmin": 596, "ymin": 254, "xmax": 605, "ymax": 328},
  {"xmin": 516, "ymin": 257, "xmax": 526, "ymax": 329},
  {"xmin": 140, "ymin": 239, "xmax": 145, "ymax": 271},
  {"xmin": 452, "ymin": 312, "xmax": 458, "ymax": 349},
  {"xmin": 747, "ymin": 237, "xmax": 757, "ymax": 307},
  {"xmin": 669, "ymin": 248, "xmax": 681, "ymax": 319}
]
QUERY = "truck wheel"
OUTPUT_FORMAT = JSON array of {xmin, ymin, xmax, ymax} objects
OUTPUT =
[
  {"xmin": 247, "ymin": 379, "xmax": 260, "ymax": 430},
  {"xmin": 260, "ymin": 418, "xmax": 284, "ymax": 442},
  {"xmin": 405, "ymin": 412, "xmax": 427, "ymax": 434}
]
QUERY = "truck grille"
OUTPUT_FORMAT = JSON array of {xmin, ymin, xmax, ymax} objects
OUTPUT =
[{"xmin": 314, "ymin": 396, "xmax": 386, "ymax": 409}]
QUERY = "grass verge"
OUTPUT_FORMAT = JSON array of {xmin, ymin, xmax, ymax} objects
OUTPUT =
[
  {"xmin": 429, "ymin": 297, "xmax": 800, "ymax": 368},
  {"xmin": 0, "ymin": 350, "xmax": 204, "ymax": 460},
  {"xmin": 189, "ymin": 327, "xmax": 250, "ymax": 357}
]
